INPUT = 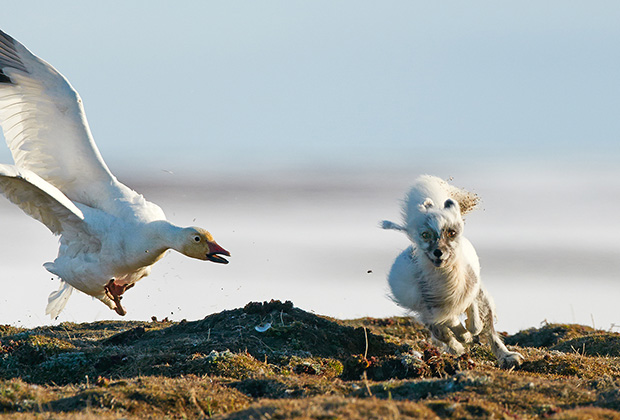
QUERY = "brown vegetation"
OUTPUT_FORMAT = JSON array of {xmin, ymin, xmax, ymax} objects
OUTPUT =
[{"xmin": 0, "ymin": 301, "xmax": 620, "ymax": 418}]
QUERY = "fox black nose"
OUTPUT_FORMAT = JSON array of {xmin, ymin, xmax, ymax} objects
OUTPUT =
[{"xmin": 433, "ymin": 249, "xmax": 443, "ymax": 257}]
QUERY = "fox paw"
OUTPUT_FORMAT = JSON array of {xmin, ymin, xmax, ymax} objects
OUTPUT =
[
  {"xmin": 498, "ymin": 351, "xmax": 523, "ymax": 369},
  {"xmin": 454, "ymin": 331, "xmax": 473, "ymax": 344}
]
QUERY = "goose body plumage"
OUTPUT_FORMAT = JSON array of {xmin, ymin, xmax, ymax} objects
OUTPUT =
[{"xmin": 0, "ymin": 29, "xmax": 230, "ymax": 318}]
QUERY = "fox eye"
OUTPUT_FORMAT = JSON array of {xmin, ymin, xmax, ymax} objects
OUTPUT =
[
  {"xmin": 193, "ymin": 236, "xmax": 201, "ymax": 243},
  {"xmin": 420, "ymin": 232, "xmax": 431, "ymax": 241},
  {"xmin": 447, "ymin": 229, "xmax": 457, "ymax": 239}
]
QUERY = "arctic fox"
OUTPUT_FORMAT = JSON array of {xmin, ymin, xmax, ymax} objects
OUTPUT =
[{"xmin": 382, "ymin": 175, "xmax": 522, "ymax": 368}]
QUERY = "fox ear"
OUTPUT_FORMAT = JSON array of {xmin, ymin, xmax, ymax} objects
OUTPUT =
[
  {"xmin": 444, "ymin": 199, "xmax": 462, "ymax": 215},
  {"xmin": 418, "ymin": 198, "xmax": 434, "ymax": 212}
]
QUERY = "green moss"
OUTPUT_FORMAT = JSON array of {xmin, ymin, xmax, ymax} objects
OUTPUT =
[
  {"xmin": 0, "ymin": 326, "xmax": 26, "ymax": 337},
  {"xmin": 191, "ymin": 351, "xmax": 276, "ymax": 379},
  {"xmin": 286, "ymin": 356, "xmax": 344, "ymax": 378},
  {"xmin": 10, "ymin": 335, "xmax": 75, "ymax": 364}
]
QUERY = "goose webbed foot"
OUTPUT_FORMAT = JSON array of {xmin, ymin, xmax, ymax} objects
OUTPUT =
[{"xmin": 104, "ymin": 280, "xmax": 134, "ymax": 316}]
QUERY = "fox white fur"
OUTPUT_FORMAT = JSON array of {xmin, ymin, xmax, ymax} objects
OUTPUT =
[{"xmin": 383, "ymin": 175, "xmax": 522, "ymax": 368}]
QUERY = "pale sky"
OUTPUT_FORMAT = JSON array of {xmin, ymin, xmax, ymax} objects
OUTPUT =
[
  {"xmin": 1, "ymin": 3, "xmax": 620, "ymax": 330},
  {"xmin": 1, "ymin": 1, "xmax": 619, "ymax": 176}
]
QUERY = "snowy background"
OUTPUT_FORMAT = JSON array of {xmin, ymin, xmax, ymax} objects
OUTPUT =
[{"xmin": 0, "ymin": 2, "xmax": 619, "ymax": 333}]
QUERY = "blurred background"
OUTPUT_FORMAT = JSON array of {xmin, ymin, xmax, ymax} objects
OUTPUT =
[{"xmin": 0, "ymin": 1, "xmax": 619, "ymax": 333}]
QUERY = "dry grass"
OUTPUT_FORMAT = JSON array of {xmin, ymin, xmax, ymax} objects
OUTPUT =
[{"xmin": 1, "ymin": 301, "xmax": 620, "ymax": 418}]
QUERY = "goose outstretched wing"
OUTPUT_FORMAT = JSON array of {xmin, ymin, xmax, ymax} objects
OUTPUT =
[{"xmin": 0, "ymin": 29, "xmax": 117, "ymax": 208}]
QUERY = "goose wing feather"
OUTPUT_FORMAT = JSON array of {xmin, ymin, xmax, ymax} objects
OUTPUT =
[
  {"xmin": 0, "ymin": 29, "xmax": 118, "ymax": 209},
  {"xmin": 0, "ymin": 163, "xmax": 85, "ymax": 235}
]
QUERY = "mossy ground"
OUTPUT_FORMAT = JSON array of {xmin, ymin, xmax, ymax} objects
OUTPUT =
[{"xmin": 1, "ymin": 301, "xmax": 620, "ymax": 418}]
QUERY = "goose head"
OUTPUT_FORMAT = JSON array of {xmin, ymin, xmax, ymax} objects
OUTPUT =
[{"xmin": 181, "ymin": 227, "xmax": 230, "ymax": 264}]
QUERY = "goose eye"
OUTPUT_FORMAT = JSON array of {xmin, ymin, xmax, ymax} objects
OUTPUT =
[{"xmin": 193, "ymin": 236, "xmax": 201, "ymax": 243}]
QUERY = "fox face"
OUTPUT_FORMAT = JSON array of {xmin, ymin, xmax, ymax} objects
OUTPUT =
[{"xmin": 413, "ymin": 198, "xmax": 464, "ymax": 268}]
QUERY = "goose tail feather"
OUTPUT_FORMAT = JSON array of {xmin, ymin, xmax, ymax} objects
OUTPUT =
[{"xmin": 45, "ymin": 279, "xmax": 73, "ymax": 319}]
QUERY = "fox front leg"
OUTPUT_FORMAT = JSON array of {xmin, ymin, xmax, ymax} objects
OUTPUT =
[
  {"xmin": 465, "ymin": 300, "xmax": 484, "ymax": 337},
  {"xmin": 428, "ymin": 322, "xmax": 466, "ymax": 355}
]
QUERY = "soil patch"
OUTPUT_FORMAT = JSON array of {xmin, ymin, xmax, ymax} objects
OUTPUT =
[{"xmin": 1, "ymin": 302, "xmax": 620, "ymax": 418}]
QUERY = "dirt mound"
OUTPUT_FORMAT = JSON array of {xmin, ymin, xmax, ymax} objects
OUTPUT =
[
  {"xmin": 0, "ymin": 300, "xmax": 472, "ymax": 385},
  {"xmin": 3, "ymin": 303, "xmax": 620, "ymax": 419}
]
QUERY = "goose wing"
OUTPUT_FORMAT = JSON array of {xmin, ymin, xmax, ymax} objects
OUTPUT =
[
  {"xmin": 0, "ymin": 163, "xmax": 86, "ymax": 235},
  {"xmin": 0, "ymin": 29, "xmax": 117, "ymax": 208}
]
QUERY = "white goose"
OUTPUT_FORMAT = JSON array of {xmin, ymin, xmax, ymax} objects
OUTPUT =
[{"xmin": 0, "ymin": 29, "xmax": 230, "ymax": 318}]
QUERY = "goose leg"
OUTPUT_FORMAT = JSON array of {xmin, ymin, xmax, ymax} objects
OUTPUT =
[{"xmin": 104, "ymin": 280, "xmax": 134, "ymax": 316}]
